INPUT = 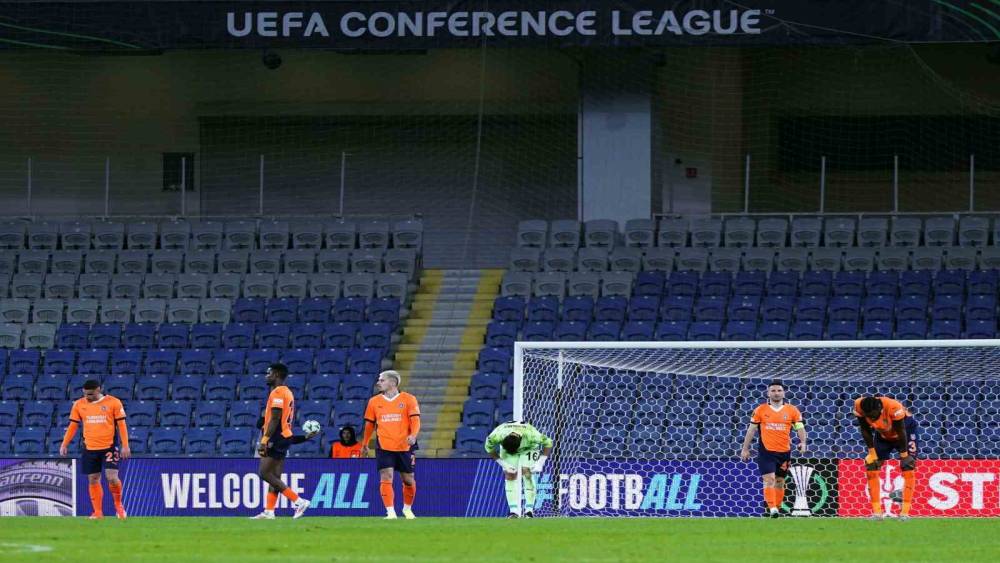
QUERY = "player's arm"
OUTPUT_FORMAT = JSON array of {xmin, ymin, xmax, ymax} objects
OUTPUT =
[
  {"xmin": 360, "ymin": 404, "xmax": 376, "ymax": 457},
  {"xmin": 406, "ymin": 396, "xmax": 421, "ymax": 446},
  {"xmin": 60, "ymin": 404, "xmax": 81, "ymax": 456},
  {"xmin": 527, "ymin": 426, "xmax": 553, "ymax": 473},
  {"xmin": 890, "ymin": 418, "xmax": 916, "ymax": 470},
  {"xmin": 115, "ymin": 401, "xmax": 130, "ymax": 459},
  {"xmin": 258, "ymin": 407, "xmax": 283, "ymax": 456},
  {"xmin": 856, "ymin": 416, "xmax": 880, "ymax": 466},
  {"xmin": 794, "ymin": 422, "xmax": 807, "ymax": 454},
  {"xmin": 739, "ymin": 423, "xmax": 757, "ymax": 461}
]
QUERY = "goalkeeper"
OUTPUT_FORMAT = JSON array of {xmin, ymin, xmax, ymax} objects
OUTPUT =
[{"xmin": 485, "ymin": 421, "xmax": 553, "ymax": 519}]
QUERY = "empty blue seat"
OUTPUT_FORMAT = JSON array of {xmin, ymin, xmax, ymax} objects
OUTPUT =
[
  {"xmin": 832, "ymin": 271, "xmax": 865, "ymax": 296},
  {"xmin": 77, "ymin": 349, "xmax": 109, "ymax": 376},
  {"xmin": 36, "ymin": 373, "xmax": 70, "ymax": 400},
  {"xmin": 895, "ymin": 295, "xmax": 928, "ymax": 320},
  {"xmin": 157, "ymin": 323, "xmax": 190, "ymax": 349},
  {"xmin": 462, "ymin": 399, "xmax": 496, "ymax": 426},
  {"xmin": 123, "ymin": 323, "xmax": 155, "ymax": 348},
  {"xmin": 220, "ymin": 428, "xmax": 253, "ymax": 455},
  {"xmin": 144, "ymin": 349, "xmax": 177, "ymax": 376},
  {"xmin": 257, "ymin": 323, "xmax": 290, "ymax": 348},
  {"xmin": 766, "ymin": 271, "xmax": 798, "ymax": 296},
  {"xmin": 359, "ymin": 323, "xmax": 392, "ymax": 349},
  {"xmin": 323, "ymin": 323, "xmax": 357, "ymax": 348},
  {"xmin": 89, "ymin": 323, "xmax": 121, "ymax": 349},
  {"xmin": 290, "ymin": 323, "xmax": 324, "ymax": 348},
  {"xmin": 103, "ymin": 374, "xmax": 134, "ymax": 400},
  {"xmin": 562, "ymin": 296, "xmax": 594, "ymax": 322},
  {"xmin": 485, "ymin": 321, "xmax": 518, "ymax": 348},
  {"xmin": 178, "ymin": 349, "xmax": 211, "ymax": 375},
  {"xmin": 150, "ymin": 428, "xmax": 183, "ymax": 455},
  {"xmin": 13, "ymin": 428, "xmax": 46, "ymax": 455},
  {"xmin": 21, "ymin": 401, "xmax": 53, "ymax": 427},
  {"xmin": 694, "ymin": 296, "xmax": 727, "ymax": 321},
  {"xmin": 281, "ymin": 349, "xmax": 315, "ymax": 374},
  {"xmin": 930, "ymin": 319, "xmax": 961, "ymax": 339},
  {"xmin": 554, "ymin": 320, "xmax": 588, "ymax": 341},
  {"xmin": 861, "ymin": 320, "xmax": 893, "ymax": 340},
  {"xmin": 136, "ymin": 374, "xmax": 170, "ymax": 401},
  {"xmin": 634, "ymin": 272, "xmax": 665, "ymax": 296},
  {"xmin": 239, "ymin": 373, "xmax": 269, "ymax": 400},
  {"xmin": 10, "ymin": 349, "xmax": 41, "ymax": 375},
  {"xmin": 0, "ymin": 401, "xmax": 18, "ymax": 427},
  {"xmin": 900, "ymin": 270, "xmax": 932, "ymax": 296},
  {"xmin": 342, "ymin": 373, "xmax": 377, "ymax": 400},
  {"xmin": 299, "ymin": 297, "xmax": 333, "ymax": 323},
  {"xmin": 191, "ymin": 324, "xmax": 223, "ymax": 349},
  {"xmin": 222, "ymin": 323, "xmax": 255, "ymax": 349},
  {"xmin": 316, "ymin": 348, "xmax": 348, "ymax": 373},
  {"xmin": 622, "ymin": 321, "xmax": 654, "ymax": 341},
  {"xmin": 660, "ymin": 295, "xmax": 693, "ymax": 321},
  {"xmin": 588, "ymin": 321, "xmax": 621, "ymax": 341},
  {"xmin": 497, "ymin": 399, "xmax": 514, "ymax": 421},
  {"xmin": 866, "ymin": 270, "xmax": 898, "ymax": 296},
  {"xmin": 307, "ymin": 373, "xmax": 341, "ymax": 400},
  {"xmin": 42, "ymin": 349, "xmax": 74, "ymax": 376},
  {"xmin": 733, "ymin": 271, "xmax": 766, "ymax": 296},
  {"xmin": 266, "ymin": 298, "xmax": 299, "ymax": 323},
  {"xmin": 333, "ymin": 400, "xmax": 365, "ymax": 429},
  {"xmin": 160, "ymin": 401, "xmax": 192, "ymax": 427},
  {"xmin": 862, "ymin": 295, "xmax": 895, "ymax": 321},
  {"xmin": 595, "ymin": 297, "xmax": 627, "ymax": 322},
  {"xmin": 478, "ymin": 347, "xmax": 511, "ymax": 373},
  {"xmin": 829, "ymin": 296, "xmax": 861, "ymax": 322},
  {"xmin": 931, "ymin": 294, "xmax": 964, "ymax": 321},
  {"xmin": 247, "ymin": 349, "xmax": 280, "ymax": 374},
  {"xmin": 896, "ymin": 319, "xmax": 927, "ymax": 339},
  {"xmin": 368, "ymin": 298, "xmax": 400, "ymax": 325},
  {"xmin": 172, "ymin": 374, "xmax": 204, "ymax": 401},
  {"xmin": 800, "ymin": 271, "xmax": 832, "ymax": 296},
  {"xmin": 655, "ymin": 320, "xmax": 688, "ymax": 341},
  {"xmin": 227, "ymin": 402, "xmax": 258, "ymax": 427},
  {"xmin": 688, "ymin": 321, "xmax": 721, "ymax": 341},
  {"xmin": 727, "ymin": 296, "xmax": 760, "ymax": 322},
  {"xmin": 968, "ymin": 270, "xmax": 998, "ymax": 296},
  {"xmin": 298, "ymin": 400, "xmax": 334, "ymax": 426},
  {"xmin": 185, "ymin": 427, "xmax": 219, "ymax": 455},
  {"xmin": 492, "ymin": 296, "xmax": 525, "ymax": 322},
  {"xmin": 966, "ymin": 319, "xmax": 997, "ymax": 339},
  {"xmin": 110, "ymin": 349, "xmax": 142, "ymax": 375},
  {"xmin": 757, "ymin": 320, "xmax": 790, "ymax": 340},
  {"xmin": 522, "ymin": 321, "xmax": 554, "ymax": 341},
  {"xmin": 761, "ymin": 295, "xmax": 794, "ymax": 322},
  {"xmin": 666, "ymin": 271, "xmax": 698, "ymax": 296},
  {"xmin": 527, "ymin": 296, "xmax": 559, "ymax": 322},
  {"xmin": 455, "ymin": 426, "xmax": 490, "ymax": 453},
  {"xmin": 790, "ymin": 321, "xmax": 823, "ymax": 340},
  {"xmin": 349, "ymin": 348, "xmax": 383, "ymax": 373},
  {"xmin": 214, "ymin": 349, "xmax": 245, "ymax": 375},
  {"xmin": 627, "ymin": 296, "xmax": 659, "ymax": 321},
  {"xmin": 334, "ymin": 297, "xmax": 366, "ymax": 323},
  {"xmin": 828, "ymin": 319, "xmax": 858, "ymax": 339},
  {"xmin": 724, "ymin": 320, "xmax": 756, "ymax": 341},
  {"xmin": 795, "ymin": 296, "xmax": 827, "ymax": 322},
  {"xmin": 204, "ymin": 374, "xmax": 238, "ymax": 401},
  {"xmin": 699, "ymin": 271, "xmax": 731, "ymax": 297},
  {"xmin": 469, "ymin": 372, "xmax": 503, "ymax": 400},
  {"xmin": 967, "ymin": 294, "xmax": 997, "ymax": 320},
  {"xmin": 933, "ymin": 270, "xmax": 965, "ymax": 296},
  {"xmin": 233, "ymin": 298, "xmax": 265, "ymax": 323},
  {"xmin": 56, "ymin": 324, "xmax": 89, "ymax": 349},
  {"xmin": 128, "ymin": 401, "xmax": 157, "ymax": 426}
]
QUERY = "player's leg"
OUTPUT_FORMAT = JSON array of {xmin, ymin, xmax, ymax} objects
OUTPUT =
[
  {"xmin": 499, "ymin": 450, "xmax": 523, "ymax": 517},
  {"xmin": 81, "ymin": 449, "xmax": 104, "ymax": 519},
  {"xmin": 773, "ymin": 456, "xmax": 791, "ymax": 514},
  {"xmin": 379, "ymin": 467, "xmax": 396, "ymax": 518},
  {"xmin": 252, "ymin": 456, "xmax": 283, "ymax": 518},
  {"xmin": 756, "ymin": 450, "xmax": 779, "ymax": 517},
  {"xmin": 399, "ymin": 448, "xmax": 416, "ymax": 519},
  {"xmin": 102, "ymin": 447, "xmax": 125, "ymax": 519},
  {"xmin": 520, "ymin": 466, "xmax": 537, "ymax": 517},
  {"xmin": 868, "ymin": 436, "xmax": 892, "ymax": 518},
  {"xmin": 269, "ymin": 455, "xmax": 311, "ymax": 519},
  {"xmin": 899, "ymin": 418, "xmax": 919, "ymax": 519}
]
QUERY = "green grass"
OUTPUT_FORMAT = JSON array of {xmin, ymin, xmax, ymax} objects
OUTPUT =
[{"xmin": 3, "ymin": 517, "xmax": 1000, "ymax": 562}]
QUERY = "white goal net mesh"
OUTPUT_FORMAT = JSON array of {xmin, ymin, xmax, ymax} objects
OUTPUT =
[{"xmin": 515, "ymin": 340, "xmax": 1000, "ymax": 517}]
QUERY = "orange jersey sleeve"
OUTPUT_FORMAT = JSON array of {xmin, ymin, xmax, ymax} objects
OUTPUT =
[
  {"xmin": 263, "ymin": 386, "xmax": 295, "ymax": 439},
  {"xmin": 367, "ymin": 392, "xmax": 420, "ymax": 452},
  {"xmin": 73, "ymin": 395, "xmax": 126, "ymax": 450},
  {"xmin": 752, "ymin": 403, "xmax": 798, "ymax": 453}
]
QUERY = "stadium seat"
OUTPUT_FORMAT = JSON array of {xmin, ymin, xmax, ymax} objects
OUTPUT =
[
  {"xmin": 861, "ymin": 320, "xmax": 893, "ymax": 340},
  {"xmin": 128, "ymin": 401, "xmax": 157, "ymax": 427},
  {"xmin": 469, "ymin": 372, "xmax": 503, "ymax": 401},
  {"xmin": 522, "ymin": 321, "xmax": 554, "ymax": 341},
  {"xmin": 688, "ymin": 321, "xmax": 721, "ymax": 341},
  {"xmin": 103, "ymin": 374, "xmax": 134, "ymax": 400},
  {"xmin": 561, "ymin": 296, "xmax": 593, "ymax": 322},
  {"xmin": 189, "ymin": 324, "xmax": 222, "ymax": 349},
  {"xmin": 758, "ymin": 320, "xmax": 790, "ymax": 340},
  {"xmin": 3, "ymin": 373, "xmax": 34, "ymax": 400},
  {"xmin": 36, "ymin": 373, "xmax": 70, "ymax": 400},
  {"xmin": 724, "ymin": 320, "xmax": 756, "ymax": 341},
  {"xmin": 222, "ymin": 323, "xmax": 255, "ymax": 349},
  {"xmin": 247, "ymin": 349, "xmax": 280, "ymax": 374},
  {"xmin": 299, "ymin": 298, "xmax": 333, "ymax": 323},
  {"xmin": 256, "ymin": 323, "xmax": 290, "ymax": 348},
  {"xmin": 349, "ymin": 348, "xmax": 382, "ymax": 373},
  {"xmin": 13, "ymin": 428, "xmax": 46, "ymax": 455},
  {"xmin": 136, "ymin": 374, "xmax": 170, "ymax": 401},
  {"xmin": 0, "ymin": 401, "xmax": 18, "ymax": 427},
  {"xmin": 149, "ymin": 428, "xmax": 183, "ymax": 455},
  {"xmin": 801, "ymin": 271, "xmax": 832, "ymax": 296},
  {"xmin": 790, "ymin": 321, "xmax": 823, "ymax": 340},
  {"xmin": 795, "ymin": 296, "xmax": 827, "ymax": 322},
  {"xmin": 204, "ymin": 375, "xmax": 238, "ymax": 401},
  {"xmin": 930, "ymin": 319, "xmax": 961, "ymax": 339},
  {"xmin": 776, "ymin": 248, "xmax": 808, "ymax": 273},
  {"xmin": 185, "ymin": 428, "xmax": 219, "ymax": 455},
  {"xmin": 172, "ymin": 374, "xmax": 205, "ymax": 401},
  {"xmin": 121, "ymin": 323, "xmax": 154, "ymax": 349},
  {"xmin": 727, "ymin": 296, "xmax": 760, "ymax": 322},
  {"xmin": 896, "ymin": 319, "xmax": 928, "ymax": 340},
  {"xmin": 306, "ymin": 373, "xmax": 341, "ymax": 401},
  {"xmin": 145, "ymin": 349, "xmax": 177, "ymax": 376},
  {"xmin": 239, "ymin": 374, "xmax": 269, "ymax": 401},
  {"xmin": 156, "ymin": 323, "xmax": 189, "ymax": 349},
  {"xmin": 588, "ymin": 321, "xmax": 621, "ymax": 341},
  {"xmin": 654, "ymin": 320, "xmax": 687, "ymax": 341},
  {"xmin": 462, "ymin": 399, "xmax": 496, "ymax": 427},
  {"xmin": 829, "ymin": 296, "xmax": 861, "ymax": 322},
  {"xmin": 899, "ymin": 270, "xmax": 932, "ymax": 296},
  {"xmin": 485, "ymin": 321, "xmax": 518, "ymax": 348},
  {"xmin": 743, "ymin": 247, "xmax": 776, "ymax": 271},
  {"xmin": 455, "ymin": 426, "xmax": 490, "ymax": 453},
  {"xmin": 931, "ymin": 294, "xmax": 964, "ymax": 321},
  {"xmin": 333, "ymin": 400, "xmax": 365, "ymax": 429},
  {"xmin": 527, "ymin": 296, "xmax": 560, "ymax": 322},
  {"xmin": 298, "ymin": 400, "xmax": 334, "ymax": 426},
  {"xmin": 220, "ymin": 428, "xmax": 254, "ymax": 456},
  {"xmin": 766, "ymin": 271, "xmax": 799, "ymax": 296},
  {"xmin": 160, "ymin": 401, "xmax": 193, "ymax": 427}
]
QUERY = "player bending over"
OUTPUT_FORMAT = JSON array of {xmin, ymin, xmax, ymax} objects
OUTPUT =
[
  {"xmin": 855, "ymin": 395, "xmax": 918, "ymax": 520},
  {"xmin": 740, "ymin": 380, "xmax": 807, "ymax": 518},
  {"xmin": 485, "ymin": 421, "xmax": 553, "ymax": 518},
  {"xmin": 252, "ymin": 363, "xmax": 315, "ymax": 520}
]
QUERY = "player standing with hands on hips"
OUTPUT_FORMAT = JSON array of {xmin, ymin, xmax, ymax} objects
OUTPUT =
[
  {"xmin": 740, "ymin": 380, "xmax": 807, "ymax": 518},
  {"xmin": 485, "ymin": 421, "xmax": 553, "ymax": 518}
]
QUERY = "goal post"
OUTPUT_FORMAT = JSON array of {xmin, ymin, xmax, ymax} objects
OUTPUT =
[{"xmin": 513, "ymin": 339, "xmax": 1000, "ymax": 518}]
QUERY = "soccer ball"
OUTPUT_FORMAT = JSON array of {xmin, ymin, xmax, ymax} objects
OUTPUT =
[{"xmin": 302, "ymin": 420, "xmax": 321, "ymax": 434}]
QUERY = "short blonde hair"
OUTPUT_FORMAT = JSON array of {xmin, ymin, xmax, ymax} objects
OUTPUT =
[{"xmin": 380, "ymin": 370, "xmax": 401, "ymax": 387}]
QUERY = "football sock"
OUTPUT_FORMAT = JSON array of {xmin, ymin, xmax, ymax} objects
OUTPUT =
[
  {"xmin": 88, "ymin": 482, "xmax": 104, "ymax": 515},
  {"xmin": 265, "ymin": 491, "xmax": 278, "ymax": 511},
  {"xmin": 108, "ymin": 481, "xmax": 123, "ymax": 510},
  {"xmin": 902, "ymin": 470, "xmax": 915, "ymax": 516},
  {"xmin": 866, "ymin": 470, "xmax": 882, "ymax": 514},
  {"xmin": 774, "ymin": 485, "xmax": 785, "ymax": 508},
  {"xmin": 763, "ymin": 486, "xmax": 775, "ymax": 509},
  {"xmin": 281, "ymin": 488, "xmax": 300, "ymax": 503},
  {"xmin": 402, "ymin": 482, "xmax": 416, "ymax": 508},
  {"xmin": 504, "ymin": 479, "xmax": 520, "ymax": 513},
  {"xmin": 523, "ymin": 475, "xmax": 536, "ymax": 512},
  {"xmin": 380, "ymin": 481, "xmax": 394, "ymax": 510}
]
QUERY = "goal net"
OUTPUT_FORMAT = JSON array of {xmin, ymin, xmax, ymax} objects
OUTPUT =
[{"xmin": 515, "ymin": 340, "xmax": 1000, "ymax": 518}]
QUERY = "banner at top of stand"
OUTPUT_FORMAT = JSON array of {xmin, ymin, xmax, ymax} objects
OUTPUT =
[{"xmin": 0, "ymin": 1, "xmax": 997, "ymax": 51}]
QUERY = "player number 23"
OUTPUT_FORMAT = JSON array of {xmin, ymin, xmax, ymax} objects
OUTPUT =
[{"xmin": 105, "ymin": 450, "xmax": 120, "ymax": 463}]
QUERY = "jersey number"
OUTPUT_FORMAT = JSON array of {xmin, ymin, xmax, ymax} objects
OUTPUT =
[{"xmin": 105, "ymin": 450, "xmax": 120, "ymax": 463}]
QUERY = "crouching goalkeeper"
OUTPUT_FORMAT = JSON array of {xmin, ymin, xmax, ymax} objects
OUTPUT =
[{"xmin": 485, "ymin": 421, "xmax": 553, "ymax": 518}]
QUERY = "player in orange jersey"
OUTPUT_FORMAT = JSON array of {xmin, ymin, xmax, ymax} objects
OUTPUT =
[
  {"xmin": 60, "ymin": 379, "xmax": 130, "ymax": 520},
  {"xmin": 251, "ymin": 363, "xmax": 314, "ymax": 520},
  {"xmin": 361, "ymin": 370, "xmax": 421, "ymax": 520},
  {"xmin": 855, "ymin": 395, "xmax": 918, "ymax": 520},
  {"xmin": 740, "ymin": 380, "xmax": 807, "ymax": 518}
]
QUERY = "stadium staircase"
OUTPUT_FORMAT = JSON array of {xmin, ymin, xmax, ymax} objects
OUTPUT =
[{"xmin": 395, "ymin": 269, "xmax": 503, "ymax": 456}]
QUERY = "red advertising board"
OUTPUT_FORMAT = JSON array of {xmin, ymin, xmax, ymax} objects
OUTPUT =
[{"xmin": 838, "ymin": 459, "xmax": 1000, "ymax": 517}]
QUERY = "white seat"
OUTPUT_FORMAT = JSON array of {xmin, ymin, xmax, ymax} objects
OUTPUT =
[
  {"xmin": 624, "ymin": 219, "xmax": 654, "ymax": 248},
  {"xmin": 59, "ymin": 220, "xmax": 92, "ymax": 251},
  {"xmin": 342, "ymin": 273, "xmax": 375, "ymax": 298},
  {"xmin": 641, "ymin": 248, "xmax": 675, "ymax": 272},
  {"xmin": 126, "ymin": 221, "xmax": 158, "ymax": 250},
  {"xmin": 116, "ymin": 250, "xmax": 149, "ymax": 274},
  {"xmin": 224, "ymin": 220, "xmax": 257, "ymax": 250},
  {"xmin": 856, "ymin": 217, "xmax": 888, "ymax": 247},
  {"xmin": 0, "ymin": 221, "xmax": 26, "ymax": 250},
  {"xmin": 217, "ymin": 251, "xmax": 249, "ymax": 274},
  {"xmin": 384, "ymin": 249, "xmax": 417, "ymax": 278},
  {"xmin": 317, "ymin": 250, "xmax": 351, "ymax": 274},
  {"xmin": 283, "ymin": 250, "xmax": 317, "ymax": 274},
  {"xmin": 910, "ymin": 247, "xmax": 943, "ymax": 271},
  {"xmin": 78, "ymin": 273, "xmax": 110, "ymax": 299},
  {"xmin": 890, "ymin": 216, "xmax": 922, "ymax": 247},
  {"xmin": 142, "ymin": 274, "xmax": 176, "ymax": 299},
  {"xmin": 23, "ymin": 323, "xmax": 56, "ymax": 349},
  {"xmin": 723, "ymin": 217, "xmax": 755, "ymax": 248},
  {"xmin": 567, "ymin": 272, "xmax": 600, "ymax": 298},
  {"xmin": 549, "ymin": 220, "xmax": 581, "ymax": 249},
  {"xmin": 584, "ymin": 219, "xmax": 618, "ymax": 249},
  {"xmin": 944, "ymin": 247, "xmax": 977, "ymax": 270},
  {"xmin": 291, "ymin": 221, "xmax": 323, "ymax": 250},
  {"xmin": 99, "ymin": 298, "xmax": 132, "ymax": 324},
  {"xmin": 791, "ymin": 216, "xmax": 822, "ymax": 247},
  {"xmin": 16, "ymin": 250, "xmax": 49, "ymax": 274},
  {"xmin": 92, "ymin": 221, "xmax": 125, "ymax": 250},
  {"xmin": 324, "ymin": 220, "xmax": 356, "ymax": 249},
  {"xmin": 65, "ymin": 299, "xmax": 99, "ymax": 324},
  {"xmin": 150, "ymin": 251, "xmax": 184, "ymax": 275},
  {"xmin": 199, "ymin": 298, "xmax": 231, "ymax": 323},
  {"xmin": 600, "ymin": 272, "xmax": 633, "ymax": 297},
  {"xmin": 875, "ymin": 247, "xmax": 909, "ymax": 272},
  {"xmin": 979, "ymin": 247, "xmax": 1000, "ymax": 270},
  {"xmin": 542, "ymin": 248, "xmax": 575, "ymax": 272},
  {"xmin": 959, "ymin": 215, "xmax": 990, "ymax": 247},
  {"xmin": 824, "ymin": 217, "xmax": 856, "ymax": 247},
  {"xmin": 576, "ymin": 248, "xmax": 608, "ymax": 273},
  {"xmin": 166, "ymin": 298, "xmax": 200, "ymax": 324},
  {"xmin": 109, "ymin": 274, "xmax": 142, "ymax": 299},
  {"xmin": 191, "ymin": 220, "xmax": 224, "ymax": 251},
  {"xmin": 0, "ymin": 298, "xmax": 31, "ymax": 323},
  {"xmin": 756, "ymin": 218, "xmax": 788, "ymax": 247},
  {"xmin": 0, "ymin": 323, "xmax": 23, "ymax": 348},
  {"xmin": 159, "ymin": 219, "xmax": 190, "ymax": 250},
  {"xmin": 209, "ymin": 274, "xmax": 241, "ymax": 299},
  {"xmin": 134, "ymin": 298, "xmax": 167, "ymax": 324},
  {"xmin": 657, "ymin": 218, "xmax": 688, "ymax": 247},
  {"xmin": 276, "ymin": 274, "xmax": 309, "ymax": 299},
  {"xmin": 501, "ymin": 272, "xmax": 531, "ymax": 298},
  {"xmin": 177, "ymin": 274, "xmax": 209, "ymax": 298},
  {"xmin": 43, "ymin": 274, "xmax": 76, "ymax": 299},
  {"xmin": 689, "ymin": 217, "xmax": 722, "ymax": 247},
  {"xmin": 923, "ymin": 216, "xmax": 955, "ymax": 246},
  {"xmin": 516, "ymin": 220, "xmax": 547, "ymax": 248},
  {"xmin": 358, "ymin": 220, "xmax": 390, "ymax": 249},
  {"xmin": 34, "ymin": 298, "xmax": 65, "ymax": 324},
  {"xmin": 183, "ymin": 251, "xmax": 216, "ymax": 274},
  {"xmin": 308, "ymin": 274, "xmax": 341, "ymax": 298},
  {"xmin": 27, "ymin": 221, "xmax": 59, "ymax": 250},
  {"xmin": 391, "ymin": 218, "xmax": 423, "ymax": 250},
  {"xmin": 675, "ymin": 248, "xmax": 709, "ymax": 272},
  {"xmin": 810, "ymin": 248, "xmax": 842, "ymax": 272},
  {"xmin": 51, "ymin": 251, "xmax": 83, "ymax": 274},
  {"xmin": 709, "ymin": 248, "xmax": 740, "ymax": 272},
  {"xmin": 776, "ymin": 248, "xmax": 808, "ymax": 272},
  {"xmin": 376, "ymin": 273, "xmax": 408, "ymax": 300},
  {"xmin": 349, "ymin": 250, "xmax": 383, "ymax": 274},
  {"xmin": 742, "ymin": 248, "xmax": 775, "ymax": 272},
  {"xmin": 242, "ymin": 273, "xmax": 275, "ymax": 298},
  {"xmin": 259, "ymin": 220, "xmax": 290, "ymax": 250},
  {"xmin": 84, "ymin": 250, "xmax": 116, "ymax": 274},
  {"xmin": 609, "ymin": 247, "xmax": 642, "ymax": 272},
  {"xmin": 249, "ymin": 250, "xmax": 283, "ymax": 274},
  {"xmin": 532, "ymin": 272, "xmax": 566, "ymax": 298},
  {"xmin": 843, "ymin": 248, "xmax": 876, "ymax": 272},
  {"xmin": 12, "ymin": 273, "xmax": 43, "ymax": 299}
]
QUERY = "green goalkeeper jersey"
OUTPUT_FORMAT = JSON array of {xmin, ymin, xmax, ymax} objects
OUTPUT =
[{"xmin": 484, "ymin": 422, "xmax": 553, "ymax": 455}]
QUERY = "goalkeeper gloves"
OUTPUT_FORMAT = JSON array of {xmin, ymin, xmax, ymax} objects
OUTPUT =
[
  {"xmin": 864, "ymin": 448, "xmax": 879, "ymax": 465},
  {"xmin": 531, "ymin": 455, "xmax": 548, "ymax": 474}
]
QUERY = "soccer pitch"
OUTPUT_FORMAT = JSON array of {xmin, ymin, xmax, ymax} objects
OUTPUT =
[{"xmin": 2, "ymin": 518, "xmax": 1000, "ymax": 562}]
